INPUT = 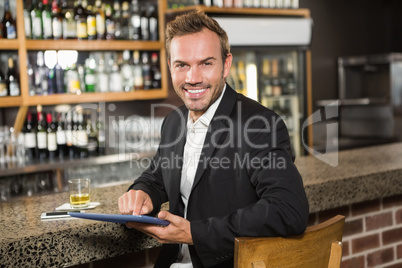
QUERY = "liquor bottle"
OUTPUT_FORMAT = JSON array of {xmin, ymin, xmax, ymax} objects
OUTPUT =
[
  {"xmin": 62, "ymin": 0, "xmax": 76, "ymax": 39},
  {"xmin": 72, "ymin": 111, "xmax": 79, "ymax": 158},
  {"xmin": 36, "ymin": 106, "xmax": 48, "ymax": 160},
  {"xmin": 65, "ymin": 111, "xmax": 75, "ymax": 158},
  {"xmin": 95, "ymin": 0, "xmax": 105, "ymax": 39},
  {"xmin": 42, "ymin": 0, "xmax": 53, "ymax": 39},
  {"xmin": 24, "ymin": 0, "xmax": 33, "ymax": 38},
  {"xmin": 86, "ymin": 5, "xmax": 96, "ymax": 40},
  {"xmin": 284, "ymin": 57, "xmax": 296, "ymax": 95},
  {"xmin": 96, "ymin": 107, "xmax": 106, "ymax": 155},
  {"xmin": 31, "ymin": 0, "xmax": 43, "ymax": 40},
  {"xmin": 46, "ymin": 112, "xmax": 57, "ymax": 160},
  {"xmin": 109, "ymin": 60, "xmax": 123, "ymax": 92},
  {"xmin": 151, "ymin": 52, "xmax": 161, "ymax": 89},
  {"xmin": 77, "ymin": 64, "xmax": 85, "ymax": 94},
  {"xmin": 85, "ymin": 110, "xmax": 98, "ymax": 157},
  {"xmin": 84, "ymin": 57, "xmax": 96, "ymax": 92},
  {"xmin": 54, "ymin": 58, "xmax": 65, "ymax": 93},
  {"xmin": 120, "ymin": 1, "xmax": 130, "ymax": 40},
  {"xmin": 271, "ymin": 58, "xmax": 281, "ymax": 96},
  {"xmin": 96, "ymin": 56, "xmax": 109, "ymax": 92},
  {"xmin": 0, "ymin": 68, "xmax": 8, "ymax": 97},
  {"xmin": 261, "ymin": 59, "xmax": 272, "ymax": 96},
  {"xmin": 66, "ymin": 63, "xmax": 80, "ymax": 94},
  {"xmin": 56, "ymin": 112, "xmax": 67, "ymax": 159},
  {"xmin": 27, "ymin": 62, "xmax": 35, "ymax": 96},
  {"xmin": 7, "ymin": 57, "xmax": 20, "ymax": 97},
  {"xmin": 121, "ymin": 50, "xmax": 133, "ymax": 92},
  {"xmin": 2, "ymin": 0, "xmax": 17, "ymax": 39},
  {"xmin": 23, "ymin": 111, "xmax": 37, "ymax": 159},
  {"xmin": 132, "ymin": 50, "xmax": 143, "ymax": 90},
  {"xmin": 142, "ymin": 52, "xmax": 152, "ymax": 89},
  {"xmin": 75, "ymin": 0, "xmax": 88, "ymax": 40},
  {"xmin": 113, "ymin": 0, "xmax": 122, "ymax": 40},
  {"xmin": 237, "ymin": 60, "xmax": 246, "ymax": 95},
  {"xmin": 51, "ymin": 0, "xmax": 63, "ymax": 40},
  {"xmin": 130, "ymin": 0, "xmax": 141, "ymax": 40},
  {"xmin": 105, "ymin": 4, "xmax": 115, "ymax": 40},
  {"xmin": 140, "ymin": 3, "xmax": 149, "ymax": 41},
  {"xmin": 35, "ymin": 51, "xmax": 50, "ymax": 95},
  {"xmin": 148, "ymin": 4, "xmax": 158, "ymax": 41},
  {"xmin": 77, "ymin": 111, "xmax": 89, "ymax": 158}
]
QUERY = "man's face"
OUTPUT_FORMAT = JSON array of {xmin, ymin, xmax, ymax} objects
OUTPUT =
[{"xmin": 168, "ymin": 28, "xmax": 232, "ymax": 120}]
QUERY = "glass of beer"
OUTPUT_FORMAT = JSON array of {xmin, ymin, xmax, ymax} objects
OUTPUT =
[{"xmin": 68, "ymin": 178, "xmax": 91, "ymax": 208}]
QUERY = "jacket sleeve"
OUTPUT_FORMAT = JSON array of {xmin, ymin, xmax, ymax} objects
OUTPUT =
[{"xmin": 190, "ymin": 114, "xmax": 309, "ymax": 267}]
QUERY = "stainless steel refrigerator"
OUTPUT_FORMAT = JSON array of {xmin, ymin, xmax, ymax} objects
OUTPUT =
[{"xmin": 212, "ymin": 16, "xmax": 313, "ymax": 156}]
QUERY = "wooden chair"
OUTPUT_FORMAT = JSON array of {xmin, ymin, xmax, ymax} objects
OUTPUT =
[{"xmin": 234, "ymin": 215, "xmax": 345, "ymax": 268}]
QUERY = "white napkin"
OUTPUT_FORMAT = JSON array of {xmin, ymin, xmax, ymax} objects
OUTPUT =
[{"xmin": 55, "ymin": 202, "xmax": 101, "ymax": 211}]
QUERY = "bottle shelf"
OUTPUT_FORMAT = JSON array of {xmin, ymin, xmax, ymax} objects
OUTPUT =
[
  {"xmin": 25, "ymin": 40, "xmax": 163, "ymax": 51},
  {"xmin": 165, "ymin": 5, "xmax": 310, "ymax": 17},
  {"xmin": 0, "ymin": 96, "xmax": 23, "ymax": 107},
  {"xmin": 25, "ymin": 89, "xmax": 167, "ymax": 106},
  {"xmin": 0, "ymin": 39, "xmax": 19, "ymax": 50}
]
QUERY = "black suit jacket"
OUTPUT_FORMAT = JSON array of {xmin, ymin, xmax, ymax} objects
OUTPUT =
[{"xmin": 129, "ymin": 85, "xmax": 309, "ymax": 267}]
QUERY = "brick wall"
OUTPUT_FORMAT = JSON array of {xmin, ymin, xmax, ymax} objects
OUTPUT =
[{"xmin": 308, "ymin": 194, "xmax": 402, "ymax": 268}]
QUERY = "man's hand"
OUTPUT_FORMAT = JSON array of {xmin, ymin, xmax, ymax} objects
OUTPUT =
[
  {"xmin": 118, "ymin": 189, "xmax": 153, "ymax": 215},
  {"xmin": 126, "ymin": 211, "xmax": 193, "ymax": 245}
]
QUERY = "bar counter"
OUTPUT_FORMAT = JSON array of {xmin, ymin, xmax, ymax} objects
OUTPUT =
[{"xmin": 1, "ymin": 143, "xmax": 402, "ymax": 267}]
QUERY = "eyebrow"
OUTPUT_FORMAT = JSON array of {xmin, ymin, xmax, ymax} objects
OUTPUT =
[{"xmin": 172, "ymin": 56, "xmax": 217, "ymax": 65}]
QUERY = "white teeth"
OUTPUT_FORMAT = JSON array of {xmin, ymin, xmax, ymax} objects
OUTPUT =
[{"xmin": 187, "ymin": 88, "xmax": 207, "ymax": 94}]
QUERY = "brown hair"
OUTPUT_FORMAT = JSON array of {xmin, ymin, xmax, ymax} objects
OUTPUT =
[{"xmin": 165, "ymin": 10, "xmax": 230, "ymax": 63}]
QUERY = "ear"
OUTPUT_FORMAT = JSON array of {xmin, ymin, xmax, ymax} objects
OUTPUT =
[
  {"xmin": 223, "ymin": 53, "xmax": 233, "ymax": 79},
  {"xmin": 167, "ymin": 59, "xmax": 171, "ymax": 71}
]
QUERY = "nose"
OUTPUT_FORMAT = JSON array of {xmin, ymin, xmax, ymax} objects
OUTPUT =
[{"xmin": 185, "ymin": 66, "xmax": 202, "ymax": 85}]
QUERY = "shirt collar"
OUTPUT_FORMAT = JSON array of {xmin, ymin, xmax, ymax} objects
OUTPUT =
[{"xmin": 187, "ymin": 84, "xmax": 227, "ymax": 129}]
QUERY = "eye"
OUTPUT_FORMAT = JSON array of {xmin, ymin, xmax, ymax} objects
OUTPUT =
[
  {"xmin": 203, "ymin": 61, "xmax": 212, "ymax": 66},
  {"xmin": 176, "ymin": 63, "xmax": 187, "ymax": 68}
]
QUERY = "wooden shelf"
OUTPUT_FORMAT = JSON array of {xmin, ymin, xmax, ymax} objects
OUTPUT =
[
  {"xmin": 0, "ymin": 96, "xmax": 23, "ymax": 107},
  {"xmin": 166, "ymin": 5, "xmax": 310, "ymax": 17},
  {"xmin": 25, "ymin": 90, "xmax": 168, "ymax": 106},
  {"xmin": 25, "ymin": 39, "xmax": 163, "ymax": 51},
  {"xmin": 0, "ymin": 39, "xmax": 19, "ymax": 50}
]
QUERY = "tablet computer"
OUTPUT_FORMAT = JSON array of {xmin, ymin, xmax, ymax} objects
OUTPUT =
[{"xmin": 68, "ymin": 212, "xmax": 170, "ymax": 226}]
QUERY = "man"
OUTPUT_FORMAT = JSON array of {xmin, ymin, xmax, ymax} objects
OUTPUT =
[{"xmin": 118, "ymin": 10, "xmax": 309, "ymax": 267}]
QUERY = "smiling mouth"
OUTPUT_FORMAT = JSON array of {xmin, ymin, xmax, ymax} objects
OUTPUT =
[{"xmin": 186, "ymin": 88, "xmax": 207, "ymax": 94}]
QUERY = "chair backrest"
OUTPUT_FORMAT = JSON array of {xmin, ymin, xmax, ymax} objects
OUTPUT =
[{"xmin": 234, "ymin": 215, "xmax": 345, "ymax": 268}]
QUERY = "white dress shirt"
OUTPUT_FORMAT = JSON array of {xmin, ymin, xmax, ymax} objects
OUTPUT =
[{"xmin": 170, "ymin": 85, "xmax": 226, "ymax": 267}]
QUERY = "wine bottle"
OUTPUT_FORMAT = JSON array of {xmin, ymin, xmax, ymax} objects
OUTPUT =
[
  {"xmin": 77, "ymin": 111, "xmax": 88, "ymax": 158},
  {"xmin": 2, "ymin": 0, "xmax": 17, "ymax": 39},
  {"xmin": 105, "ymin": 4, "xmax": 115, "ymax": 40},
  {"xmin": 46, "ymin": 112, "xmax": 58, "ymax": 160},
  {"xmin": 96, "ymin": 107, "xmax": 106, "ymax": 155},
  {"xmin": 85, "ymin": 110, "xmax": 98, "ymax": 157},
  {"xmin": 95, "ymin": 0, "xmax": 105, "ymax": 39},
  {"xmin": 113, "ymin": 0, "xmax": 122, "ymax": 40},
  {"xmin": 151, "ymin": 52, "xmax": 161, "ymax": 89},
  {"xmin": 86, "ymin": 5, "xmax": 96, "ymax": 40},
  {"xmin": 42, "ymin": 0, "xmax": 53, "ymax": 39},
  {"xmin": 148, "ymin": 4, "xmax": 158, "ymax": 41},
  {"xmin": 74, "ymin": 0, "xmax": 88, "ymax": 40},
  {"xmin": 7, "ymin": 57, "xmax": 20, "ymax": 97},
  {"xmin": 65, "ymin": 111, "xmax": 75, "ymax": 159},
  {"xmin": 56, "ymin": 112, "xmax": 67, "ymax": 159},
  {"xmin": 31, "ymin": 0, "xmax": 43, "ymax": 40},
  {"xmin": 35, "ymin": 51, "xmax": 49, "ymax": 95},
  {"xmin": 130, "ymin": 0, "xmax": 141, "ymax": 40},
  {"xmin": 140, "ymin": 3, "xmax": 149, "ymax": 41},
  {"xmin": 24, "ymin": 0, "xmax": 33, "ymax": 39},
  {"xmin": 36, "ymin": 106, "xmax": 48, "ymax": 160},
  {"xmin": 142, "ymin": 52, "xmax": 152, "ymax": 90},
  {"xmin": 51, "ymin": 0, "xmax": 63, "ymax": 40},
  {"xmin": 23, "ymin": 111, "xmax": 37, "ymax": 159},
  {"xmin": 132, "ymin": 50, "xmax": 143, "ymax": 90}
]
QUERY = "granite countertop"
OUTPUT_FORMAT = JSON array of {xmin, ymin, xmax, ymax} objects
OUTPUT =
[
  {"xmin": 297, "ymin": 142, "xmax": 402, "ymax": 213},
  {"xmin": 1, "ymin": 143, "xmax": 402, "ymax": 267},
  {"xmin": 0, "ymin": 183, "xmax": 160, "ymax": 267}
]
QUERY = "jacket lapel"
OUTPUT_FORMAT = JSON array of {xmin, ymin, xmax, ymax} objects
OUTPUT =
[{"xmin": 191, "ymin": 85, "xmax": 238, "ymax": 191}]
